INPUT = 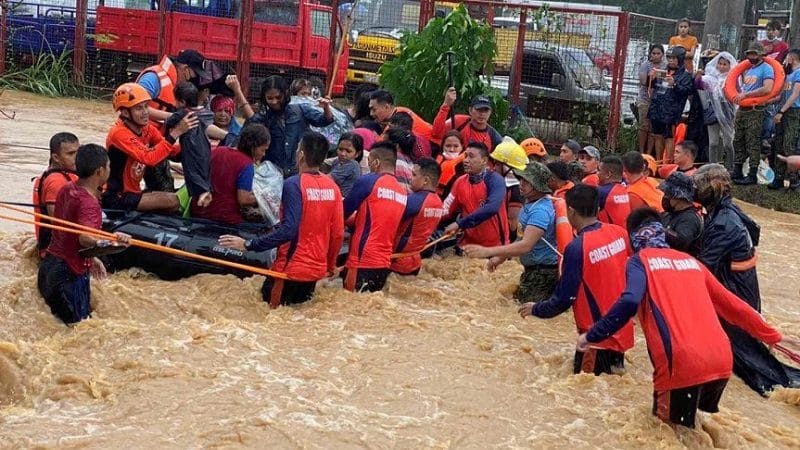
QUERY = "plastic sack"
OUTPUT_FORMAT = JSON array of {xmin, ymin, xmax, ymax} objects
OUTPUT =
[
  {"xmin": 742, "ymin": 157, "xmax": 775, "ymax": 185},
  {"xmin": 252, "ymin": 160, "xmax": 284, "ymax": 226},
  {"xmin": 290, "ymin": 95, "xmax": 353, "ymax": 147}
]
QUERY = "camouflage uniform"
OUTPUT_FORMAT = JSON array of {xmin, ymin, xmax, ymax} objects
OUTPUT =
[
  {"xmin": 516, "ymin": 266, "xmax": 559, "ymax": 303},
  {"xmin": 143, "ymin": 160, "xmax": 176, "ymax": 193},
  {"xmin": 774, "ymin": 108, "xmax": 800, "ymax": 182},
  {"xmin": 567, "ymin": 160, "xmax": 585, "ymax": 184},
  {"xmin": 513, "ymin": 162, "xmax": 560, "ymax": 303},
  {"xmin": 733, "ymin": 108, "xmax": 765, "ymax": 173}
]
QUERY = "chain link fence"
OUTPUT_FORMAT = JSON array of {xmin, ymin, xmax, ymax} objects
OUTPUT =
[{"xmin": 0, "ymin": 0, "xmax": 779, "ymax": 149}]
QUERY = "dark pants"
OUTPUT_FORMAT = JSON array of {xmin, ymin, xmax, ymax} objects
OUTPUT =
[
  {"xmin": 344, "ymin": 268, "xmax": 390, "ymax": 293},
  {"xmin": 652, "ymin": 378, "xmax": 728, "ymax": 428},
  {"xmin": 574, "ymin": 349, "xmax": 625, "ymax": 376},
  {"xmin": 261, "ymin": 276, "xmax": 316, "ymax": 308},
  {"xmin": 734, "ymin": 108, "xmax": 765, "ymax": 171},
  {"xmin": 773, "ymin": 108, "xmax": 800, "ymax": 180},
  {"xmin": 37, "ymin": 255, "xmax": 91, "ymax": 324}
]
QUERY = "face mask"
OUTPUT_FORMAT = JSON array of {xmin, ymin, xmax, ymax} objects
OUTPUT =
[
  {"xmin": 443, "ymin": 150, "xmax": 461, "ymax": 161},
  {"xmin": 747, "ymin": 57, "xmax": 760, "ymax": 66}
]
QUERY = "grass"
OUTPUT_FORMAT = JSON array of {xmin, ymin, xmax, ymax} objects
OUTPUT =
[
  {"xmin": 733, "ymin": 184, "xmax": 800, "ymax": 215},
  {"xmin": 0, "ymin": 51, "xmax": 87, "ymax": 98}
]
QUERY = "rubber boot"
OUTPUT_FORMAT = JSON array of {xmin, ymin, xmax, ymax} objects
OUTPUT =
[
  {"xmin": 731, "ymin": 163, "xmax": 745, "ymax": 182},
  {"xmin": 788, "ymin": 173, "xmax": 800, "ymax": 191},
  {"xmin": 767, "ymin": 177, "xmax": 784, "ymax": 190},
  {"xmin": 734, "ymin": 171, "xmax": 757, "ymax": 186}
]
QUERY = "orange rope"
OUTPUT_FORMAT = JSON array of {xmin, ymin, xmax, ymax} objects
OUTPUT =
[{"xmin": 0, "ymin": 209, "xmax": 288, "ymax": 280}]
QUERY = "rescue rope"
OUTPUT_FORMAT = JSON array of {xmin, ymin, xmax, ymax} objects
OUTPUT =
[
  {"xmin": 334, "ymin": 231, "xmax": 458, "ymax": 274},
  {"xmin": 775, "ymin": 344, "xmax": 800, "ymax": 365},
  {"xmin": 0, "ymin": 204, "xmax": 289, "ymax": 279}
]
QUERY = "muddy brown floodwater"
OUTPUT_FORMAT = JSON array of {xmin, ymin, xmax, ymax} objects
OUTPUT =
[{"xmin": 0, "ymin": 90, "xmax": 798, "ymax": 449}]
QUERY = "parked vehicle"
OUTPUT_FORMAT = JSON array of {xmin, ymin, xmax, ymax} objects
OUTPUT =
[{"xmin": 491, "ymin": 42, "xmax": 610, "ymax": 142}]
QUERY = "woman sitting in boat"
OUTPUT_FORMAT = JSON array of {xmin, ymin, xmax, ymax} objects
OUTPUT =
[{"xmin": 191, "ymin": 123, "xmax": 271, "ymax": 225}]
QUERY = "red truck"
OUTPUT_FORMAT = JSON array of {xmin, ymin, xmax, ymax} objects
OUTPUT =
[{"xmin": 94, "ymin": 0, "xmax": 347, "ymax": 95}]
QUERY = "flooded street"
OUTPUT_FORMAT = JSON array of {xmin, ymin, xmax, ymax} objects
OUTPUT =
[{"xmin": 0, "ymin": 90, "xmax": 798, "ymax": 448}]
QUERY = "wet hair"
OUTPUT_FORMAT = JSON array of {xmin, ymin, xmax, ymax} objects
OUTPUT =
[
  {"xmin": 308, "ymin": 76, "xmax": 325, "ymax": 91},
  {"xmin": 626, "ymin": 207, "xmax": 661, "ymax": 233},
  {"xmin": 237, "ymin": 123, "xmax": 271, "ymax": 158},
  {"xmin": 676, "ymin": 17, "xmax": 692, "ymax": 32},
  {"xmin": 174, "ymin": 81, "xmax": 199, "ymax": 108},
  {"xmin": 416, "ymin": 157, "xmax": 442, "ymax": 184},
  {"xmin": 649, "ymin": 44, "xmax": 665, "ymax": 56},
  {"xmin": 384, "ymin": 126, "xmax": 416, "ymax": 157},
  {"xmin": 767, "ymin": 20, "xmax": 783, "ymax": 32},
  {"xmin": 676, "ymin": 140, "xmax": 698, "ymax": 159},
  {"xmin": 358, "ymin": 119, "xmax": 383, "ymax": 136},
  {"xmin": 565, "ymin": 184, "xmax": 599, "ymax": 217},
  {"xmin": 338, "ymin": 132, "xmax": 364, "ymax": 156},
  {"xmin": 352, "ymin": 84, "xmax": 377, "ymax": 122},
  {"xmin": 389, "ymin": 111, "xmax": 413, "ymax": 131},
  {"xmin": 290, "ymin": 78, "xmax": 310, "ymax": 96},
  {"xmin": 693, "ymin": 163, "xmax": 731, "ymax": 207},
  {"xmin": 259, "ymin": 75, "xmax": 290, "ymax": 110},
  {"xmin": 465, "ymin": 141, "xmax": 490, "ymax": 158},
  {"xmin": 369, "ymin": 89, "xmax": 394, "ymax": 106},
  {"xmin": 49, "ymin": 132, "xmax": 79, "ymax": 154},
  {"xmin": 299, "ymin": 131, "xmax": 329, "ymax": 167},
  {"xmin": 622, "ymin": 151, "xmax": 645, "ymax": 174},
  {"xmin": 600, "ymin": 155, "xmax": 624, "ymax": 178},
  {"xmin": 369, "ymin": 142, "xmax": 397, "ymax": 168},
  {"xmin": 75, "ymin": 144, "xmax": 109, "ymax": 178},
  {"xmin": 442, "ymin": 129, "xmax": 463, "ymax": 146},
  {"xmin": 546, "ymin": 161, "xmax": 571, "ymax": 181}
]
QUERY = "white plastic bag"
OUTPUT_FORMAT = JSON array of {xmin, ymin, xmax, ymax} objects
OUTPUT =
[
  {"xmin": 742, "ymin": 157, "xmax": 775, "ymax": 185},
  {"xmin": 252, "ymin": 160, "xmax": 283, "ymax": 226}
]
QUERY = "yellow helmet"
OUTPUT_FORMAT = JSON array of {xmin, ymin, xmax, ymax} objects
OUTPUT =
[{"xmin": 491, "ymin": 138, "xmax": 528, "ymax": 171}]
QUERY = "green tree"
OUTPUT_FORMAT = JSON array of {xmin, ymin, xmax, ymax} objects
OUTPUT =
[{"xmin": 378, "ymin": 5, "xmax": 509, "ymax": 131}]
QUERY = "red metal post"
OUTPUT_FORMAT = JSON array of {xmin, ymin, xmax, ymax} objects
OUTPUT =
[
  {"xmin": 327, "ymin": 0, "xmax": 339, "ymax": 96},
  {"xmin": 509, "ymin": 9, "xmax": 527, "ymax": 107},
  {"xmin": 157, "ymin": 0, "xmax": 167, "ymax": 57},
  {"xmin": 607, "ymin": 12, "xmax": 629, "ymax": 151},
  {"xmin": 418, "ymin": 0, "xmax": 433, "ymax": 32},
  {"xmin": 0, "ymin": 0, "xmax": 7, "ymax": 75},
  {"xmin": 73, "ymin": 0, "xmax": 88, "ymax": 85},
  {"xmin": 237, "ymin": 0, "xmax": 254, "ymax": 97}
]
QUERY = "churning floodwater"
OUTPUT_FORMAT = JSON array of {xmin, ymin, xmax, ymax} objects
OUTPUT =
[{"xmin": 0, "ymin": 90, "xmax": 798, "ymax": 449}]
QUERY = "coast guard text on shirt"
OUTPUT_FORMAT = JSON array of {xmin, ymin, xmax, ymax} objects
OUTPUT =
[
  {"xmin": 377, "ymin": 187, "xmax": 407, "ymax": 205},
  {"xmin": 647, "ymin": 256, "xmax": 702, "ymax": 272},
  {"xmin": 306, "ymin": 188, "xmax": 336, "ymax": 201},
  {"xmin": 588, "ymin": 237, "xmax": 626, "ymax": 264}
]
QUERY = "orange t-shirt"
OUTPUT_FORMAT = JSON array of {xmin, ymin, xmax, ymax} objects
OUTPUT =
[
  {"xmin": 669, "ymin": 35, "xmax": 698, "ymax": 72},
  {"xmin": 42, "ymin": 172, "xmax": 79, "ymax": 208}
]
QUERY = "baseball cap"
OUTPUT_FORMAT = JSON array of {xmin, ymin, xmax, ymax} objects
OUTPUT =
[
  {"xmin": 470, "ymin": 95, "xmax": 492, "ymax": 109},
  {"xmin": 563, "ymin": 139, "xmax": 582, "ymax": 155},
  {"xmin": 745, "ymin": 42, "xmax": 766, "ymax": 55},
  {"xmin": 514, "ymin": 162, "xmax": 553, "ymax": 194},
  {"xmin": 579, "ymin": 145, "xmax": 601, "ymax": 160},
  {"xmin": 174, "ymin": 49, "xmax": 208, "ymax": 78}
]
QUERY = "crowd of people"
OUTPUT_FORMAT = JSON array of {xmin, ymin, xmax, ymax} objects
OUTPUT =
[
  {"xmin": 636, "ymin": 18, "xmax": 800, "ymax": 190},
  {"xmin": 29, "ymin": 44, "xmax": 800, "ymax": 431}
]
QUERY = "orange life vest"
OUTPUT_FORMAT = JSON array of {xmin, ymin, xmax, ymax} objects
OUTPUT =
[
  {"xmin": 436, "ymin": 153, "xmax": 465, "ymax": 196},
  {"xmin": 32, "ymin": 169, "xmax": 77, "ymax": 253},
  {"xmin": 552, "ymin": 196, "xmax": 574, "ymax": 271},
  {"xmin": 627, "ymin": 176, "xmax": 665, "ymax": 213},
  {"xmin": 136, "ymin": 55, "xmax": 178, "ymax": 115}
]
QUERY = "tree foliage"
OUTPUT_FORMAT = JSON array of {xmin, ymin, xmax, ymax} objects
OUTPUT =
[{"xmin": 378, "ymin": 5, "xmax": 509, "ymax": 131}]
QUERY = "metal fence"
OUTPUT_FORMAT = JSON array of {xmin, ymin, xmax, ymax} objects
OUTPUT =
[{"xmin": 0, "ymin": 0, "xmax": 775, "ymax": 149}]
